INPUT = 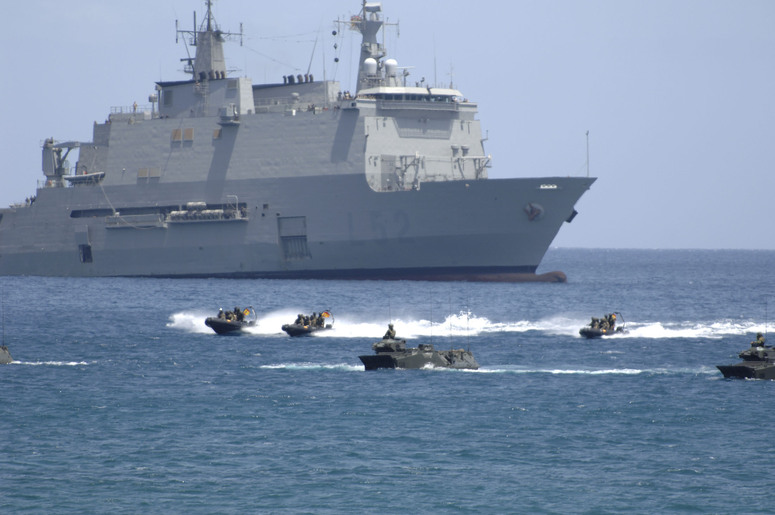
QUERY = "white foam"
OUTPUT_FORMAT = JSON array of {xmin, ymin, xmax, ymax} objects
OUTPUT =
[
  {"xmin": 476, "ymin": 366, "xmax": 719, "ymax": 376},
  {"xmin": 166, "ymin": 310, "xmax": 213, "ymax": 334},
  {"xmin": 312, "ymin": 311, "xmax": 517, "ymax": 339},
  {"xmin": 168, "ymin": 309, "xmax": 770, "ymax": 341},
  {"xmin": 618, "ymin": 320, "xmax": 765, "ymax": 339},
  {"xmin": 244, "ymin": 309, "xmax": 305, "ymax": 335},
  {"xmin": 14, "ymin": 361, "xmax": 90, "ymax": 366},
  {"xmin": 260, "ymin": 362, "xmax": 363, "ymax": 372}
]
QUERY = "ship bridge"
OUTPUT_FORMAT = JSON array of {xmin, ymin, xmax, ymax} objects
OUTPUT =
[{"xmin": 357, "ymin": 86, "xmax": 465, "ymax": 111}]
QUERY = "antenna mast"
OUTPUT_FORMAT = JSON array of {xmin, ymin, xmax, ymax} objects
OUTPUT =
[
  {"xmin": 175, "ymin": 0, "xmax": 243, "ymax": 80},
  {"xmin": 336, "ymin": 1, "xmax": 399, "ymax": 93},
  {"xmin": 586, "ymin": 130, "xmax": 590, "ymax": 177}
]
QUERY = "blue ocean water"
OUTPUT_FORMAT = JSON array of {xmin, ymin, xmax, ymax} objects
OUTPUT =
[{"xmin": 2, "ymin": 249, "xmax": 774, "ymax": 513}]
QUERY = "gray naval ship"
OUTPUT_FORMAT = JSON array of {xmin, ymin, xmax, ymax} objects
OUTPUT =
[{"xmin": 0, "ymin": 1, "xmax": 595, "ymax": 280}]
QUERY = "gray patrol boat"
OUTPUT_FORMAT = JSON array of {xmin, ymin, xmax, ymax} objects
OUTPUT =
[
  {"xmin": 0, "ymin": 1, "xmax": 595, "ymax": 280},
  {"xmin": 717, "ymin": 335, "xmax": 775, "ymax": 380},
  {"xmin": 360, "ymin": 338, "xmax": 479, "ymax": 371}
]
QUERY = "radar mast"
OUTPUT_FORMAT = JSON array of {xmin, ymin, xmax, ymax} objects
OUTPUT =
[
  {"xmin": 338, "ymin": 1, "xmax": 399, "ymax": 93},
  {"xmin": 176, "ymin": 0, "xmax": 243, "ymax": 81}
]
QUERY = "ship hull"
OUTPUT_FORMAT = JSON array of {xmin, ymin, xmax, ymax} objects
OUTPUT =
[{"xmin": 0, "ymin": 174, "xmax": 593, "ymax": 280}]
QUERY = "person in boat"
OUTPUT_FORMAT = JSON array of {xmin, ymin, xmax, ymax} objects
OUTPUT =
[
  {"xmin": 234, "ymin": 307, "xmax": 243, "ymax": 322},
  {"xmin": 217, "ymin": 308, "xmax": 225, "ymax": 319},
  {"xmin": 751, "ymin": 332, "xmax": 766, "ymax": 347},
  {"xmin": 383, "ymin": 323, "xmax": 396, "ymax": 340},
  {"xmin": 589, "ymin": 313, "xmax": 616, "ymax": 331},
  {"xmin": 294, "ymin": 314, "xmax": 304, "ymax": 325}
]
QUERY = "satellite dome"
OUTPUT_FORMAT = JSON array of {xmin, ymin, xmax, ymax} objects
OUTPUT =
[
  {"xmin": 384, "ymin": 58, "xmax": 398, "ymax": 77},
  {"xmin": 364, "ymin": 58, "xmax": 378, "ymax": 75}
]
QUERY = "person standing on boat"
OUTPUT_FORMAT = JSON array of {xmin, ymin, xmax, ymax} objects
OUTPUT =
[{"xmin": 751, "ymin": 332, "xmax": 766, "ymax": 347}]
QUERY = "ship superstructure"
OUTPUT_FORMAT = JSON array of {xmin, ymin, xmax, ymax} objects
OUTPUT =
[{"xmin": 0, "ymin": 1, "xmax": 595, "ymax": 280}]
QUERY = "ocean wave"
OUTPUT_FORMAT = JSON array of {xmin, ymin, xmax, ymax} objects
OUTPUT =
[
  {"xmin": 260, "ymin": 362, "xmax": 363, "ymax": 372},
  {"xmin": 256, "ymin": 363, "xmax": 720, "ymax": 376},
  {"xmin": 476, "ymin": 366, "xmax": 719, "ymax": 376},
  {"xmin": 12, "ymin": 361, "xmax": 91, "ymax": 366}
]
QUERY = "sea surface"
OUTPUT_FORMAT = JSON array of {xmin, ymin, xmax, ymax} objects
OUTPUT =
[{"xmin": 2, "ymin": 249, "xmax": 774, "ymax": 514}]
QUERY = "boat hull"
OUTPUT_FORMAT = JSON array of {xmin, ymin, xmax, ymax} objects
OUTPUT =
[
  {"xmin": 281, "ymin": 324, "xmax": 332, "ymax": 337},
  {"xmin": 579, "ymin": 327, "xmax": 626, "ymax": 339},
  {"xmin": 205, "ymin": 317, "xmax": 254, "ymax": 335},
  {"xmin": 717, "ymin": 363, "xmax": 775, "ymax": 380}
]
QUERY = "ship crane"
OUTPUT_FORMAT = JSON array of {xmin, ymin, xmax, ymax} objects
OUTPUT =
[{"xmin": 41, "ymin": 139, "xmax": 80, "ymax": 188}]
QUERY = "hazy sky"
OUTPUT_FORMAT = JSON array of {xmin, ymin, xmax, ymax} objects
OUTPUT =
[{"xmin": 2, "ymin": 0, "xmax": 773, "ymax": 249}]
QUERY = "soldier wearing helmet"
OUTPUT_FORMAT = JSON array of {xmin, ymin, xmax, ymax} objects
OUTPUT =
[
  {"xmin": 751, "ymin": 332, "xmax": 766, "ymax": 347},
  {"xmin": 383, "ymin": 323, "xmax": 396, "ymax": 340}
]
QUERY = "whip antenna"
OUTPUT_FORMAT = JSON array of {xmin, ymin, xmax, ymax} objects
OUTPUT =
[
  {"xmin": 429, "ymin": 290, "xmax": 433, "ymax": 344},
  {"xmin": 586, "ymin": 130, "xmax": 590, "ymax": 177},
  {"xmin": 449, "ymin": 290, "xmax": 452, "ymax": 348},
  {"xmin": 466, "ymin": 299, "xmax": 470, "ymax": 352}
]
